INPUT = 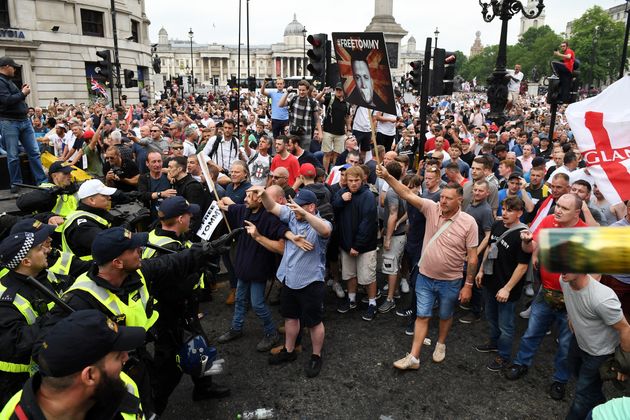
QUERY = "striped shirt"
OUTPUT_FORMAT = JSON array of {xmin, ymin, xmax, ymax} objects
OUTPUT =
[{"xmin": 276, "ymin": 205, "xmax": 331, "ymax": 289}]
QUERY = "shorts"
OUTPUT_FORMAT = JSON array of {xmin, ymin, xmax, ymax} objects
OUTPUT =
[
  {"xmin": 352, "ymin": 130, "xmax": 373, "ymax": 152},
  {"xmin": 415, "ymin": 273, "xmax": 462, "ymax": 320},
  {"xmin": 322, "ymin": 132, "xmax": 345, "ymax": 154},
  {"xmin": 381, "ymin": 235, "xmax": 406, "ymax": 275},
  {"xmin": 376, "ymin": 132, "xmax": 395, "ymax": 151},
  {"xmin": 507, "ymin": 91, "xmax": 519, "ymax": 103},
  {"xmin": 280, "ymin": 281, "xmax": 325, "ymax": 327},
  {"xmin": 340, "ymin": 249, "xmax": 377, "ymax": 285}
]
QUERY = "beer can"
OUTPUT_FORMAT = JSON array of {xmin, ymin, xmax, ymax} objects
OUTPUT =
[{"xmin": 539, "ymin": 227, "xmax": 630, "ymax": 274}]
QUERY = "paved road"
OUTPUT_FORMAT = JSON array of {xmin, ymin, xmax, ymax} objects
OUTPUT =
[{"xmin": 161, "ymin": 280, "xmax": 624, "ymax": 419}]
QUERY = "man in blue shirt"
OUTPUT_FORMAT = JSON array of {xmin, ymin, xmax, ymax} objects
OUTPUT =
[
  {"xmin": 257, "ymin": 187, "xmax": 332, "ymax": 378},
  {"xmin": 261, "ymin": 78, "xmax": 289, "ymax": 138},
  {"xmin": 496, "ymin": 174, "xmax": 534, "ymax": 218}
]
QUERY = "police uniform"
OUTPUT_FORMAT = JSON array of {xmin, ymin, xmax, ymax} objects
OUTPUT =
[
  {"xmin": 15, "ymin": 161, "xmax": 79, "ymax": 217},
  {"xmin": 0, "ymin": 228, "xmax": 58, "ymax": 406},
  {"xmin": 1, "ymin": 310, "xmax": 147, "ymax": 420}
]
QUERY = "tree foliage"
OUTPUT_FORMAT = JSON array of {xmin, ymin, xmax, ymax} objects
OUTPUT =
[{"xmin": 568, "ymin": 6, "xmax": 625, "ymax": 86}]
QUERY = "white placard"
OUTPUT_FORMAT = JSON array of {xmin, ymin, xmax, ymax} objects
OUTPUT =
[{"xmin": 196, "ymin": 201, "xmax": 223, "ymax": 240}]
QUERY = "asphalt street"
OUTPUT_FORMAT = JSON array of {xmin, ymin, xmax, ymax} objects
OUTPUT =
[{"xmin": 162, "ymin": 279, "xmax": 625, "ymax": 420}]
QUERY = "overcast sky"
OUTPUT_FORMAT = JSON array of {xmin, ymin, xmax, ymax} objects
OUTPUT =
[{"xmin": 147, "ymin": 0, "xmax": 623, "ymax": 54}]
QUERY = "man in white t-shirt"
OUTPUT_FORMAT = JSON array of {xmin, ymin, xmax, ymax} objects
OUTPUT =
[
  {"xmin": 506, "ymin": 64, "xmax": 523, "ymax": 110},
  {"xmin": 352, "ymin": 106, "xmax": 373, "ymax": 163},
  {"xmin": 245, "ymin": 135, "xmax": 273, "ymax": 187}
]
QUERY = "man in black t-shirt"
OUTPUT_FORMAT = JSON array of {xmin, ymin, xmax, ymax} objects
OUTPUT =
[
  {"xmin": 475, "ymin": 196, "xmax": 531, "ymax": 372},
  {"xmin": 320, "ymin": 83, "xmax": 351, "ymax": 172},
  {"xmin": 103, "ymin": 146, "xmax": 140, "ymax": 192}
]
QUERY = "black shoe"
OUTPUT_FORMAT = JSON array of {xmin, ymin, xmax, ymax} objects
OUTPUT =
[
  {"xmin": 217, "ymin": 328, "xmax": 243, "ymax": 344},
  {"xmin": 486, "ymin": 356, "xmax": 510, "ymax": 372},
  {"xmin": 337, "ymin": 299, "xmax": 356, "ymax": 314},
  {"xmin": 305, "ymin": 354, "xmax": 322, "ymax": 378},
  {"xmin": 459, "ymin": 312, "xmax": 481, "ymax": 324},
  {"xmin": 504, "ymin": 364, "xmax": 528, "ymax": 380},
  {"xmin": 549, "ymin": 381, "xmax": 566, "ymax": 400},
  {"xmin": 475, "ymin": 342, "xmax": 498, "ymax": 353},
  {"xmin": 10, "ymin": 185, "xmax": 19, "ymax": 194},
  {"xmin": 192, "ymin": 383, "xmax": 231, "ymax": 401},
  {"xmin": 362, "ymin": 304, "xmax": 377, "ymax": 321},
  {"xmin": 268, "ymin": 347, "xmax": 297, "ymax": 365}
]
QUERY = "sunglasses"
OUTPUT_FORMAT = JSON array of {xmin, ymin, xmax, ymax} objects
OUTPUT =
[
  {"xmin": 172, "ymin": 146, "xmax": 183, "ymax": 150},
  {"xmin": 271, "ymin": 175, "xmax": 286, "ymax": 179}
]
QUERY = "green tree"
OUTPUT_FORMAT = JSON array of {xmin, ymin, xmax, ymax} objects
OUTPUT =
[
  {"xmin": 459, "ymin": 45, "xmax": 497, "ymax": 84},
  {"xmin": 509, "ymin": 25, "xmax": 563, "ymax": 80},
  {"xmin": 453, "ymin": 50, "xmax": 468, "ymax": 75},
  {"xmin": 569, "ymin": 6, "xmax": 625, "ymax": 87}
]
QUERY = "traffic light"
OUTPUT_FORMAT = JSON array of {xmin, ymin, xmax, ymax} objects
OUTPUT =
[
  {"xmin": 247, "ymin": 76, "xmax": 257, "ymax": 91},
  {"xmin": 442, "ymin": 51, "xmax": 457, "ymax": 95},
  {"xmin": 409, "ymin": 60, "xmax": 422, "ymax": 92},
  {"xmin": 124, "ymin": 70, "xmax": 138, "ymax": 88},
  {"xmin": 546, "ymin": 74, "xmax": 560, "ymax": 105},
  {"xmin": 95, "ymin": 50, "xmax": 113, "ymax": 84},
  {"xmin": 430, "ymin": 49, "xmax": 456, "ymax": 96},
  {"xmin": 228, "ymin": 76, "xmax": 237, "ymax": 89},
  {"xmin": 307, "ymin": 33, "xmax": 328, "ymax": 86}
]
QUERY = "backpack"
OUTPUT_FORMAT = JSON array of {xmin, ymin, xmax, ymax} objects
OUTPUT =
[
  {"xmin": 303, "ymin": 183, "xmax": 334, "ymax": 223},
  {"xmin": 207, "ymin": 135, "xmax": 238, "ymax": 161}
]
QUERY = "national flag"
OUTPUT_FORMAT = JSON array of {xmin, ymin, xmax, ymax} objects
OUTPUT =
[
  {"xmin": 124, "ymin": 105, "xmax": 133, "ymax": 124},
  {"xmin": 566, "ymin": 76, "xmax": 630, "ymax": 205},
  {"xmin": 472, "ymin": 77, "xmax": 477, "ymax": 88},
  {"xmin": 90, "ymin": 76, "xmax": 107, "ymax": 97}
]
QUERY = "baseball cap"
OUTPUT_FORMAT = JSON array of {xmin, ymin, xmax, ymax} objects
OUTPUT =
[
  {"xmin": 300, "ymin": 163, "xmax": 316, "ymax": 178},
  {"xmin": 77, "ymin": 179, "xmax": 117, "ymax": 199},
  {"xmin": 49, "ymin": 161, "xmax": 73, "ymax": 175},
  {"xmin": 34, "ymin": 310, "xmax": 146, "ymax": 377},
  {"xmin": 91, "ymin": 227, "xmax": 148, "ymax": 265},
  {"xmin": 0, "ymin": 228, "xmax": 56, "ymax": 270},
  {"xmin": 477, "ymin": 132, "xmax": 487, "ymax": 139},
  {"xmin": 532, "ymin": 156, "xmax": 546, "ymax": 167},
  {"xmin": 338, "ymin": 163, "xmax": 352, "ymax": 172},
  {"xmin": 461, "ymin": 138, "xmax": 471, "ymax": 144},
  {"xmin": 293, "ymin": 189, "xmax": 317, "ymax": 206},
  {"xmin": 508, "ymin": 173, "xmax": 522, "ymax": 181},
  {"xmin": 158, "ymin": 196, "xmax": 200, "ymax": 220},
  {"xmin": 335, "ymin": 82, "xmax": 343, "ymax": 90},
  {"xmin": 0, "ymin": 56, "xmax": 21, "ymax": 68}
]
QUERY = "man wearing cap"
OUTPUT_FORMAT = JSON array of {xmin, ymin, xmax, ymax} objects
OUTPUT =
[
  {"xmin": 1, "ymin": 310, "xmax": 146, "ymax": 419},
  {"xmin": 0, "ymin": 226, "xmax": 57, "ymax": 405},
  {"xmin": 257, "ymin": 187, "xmax": 332, "ymax": 378},
  {"xmin": 496, "ymin": 174, "xmax": 534, "ymax": 218},
  {"xmin": 60, "ymin": 179, "xmax": 116, "ymax": 260},
  {"xmin": 216, "ymin": 187, "xmax": 288, "ymax": 352},
  {"xmin": 141, "ymin": 197, "xmax": 230, "ymax": 413},
  {"xmin": 16, "ymin": 161, "xmax": 79, "ymax": 218},
  {"xmin": 319, "ymin": 83, "xmax": 352, "ymax": 172},
  {"xmin": 0, "ymin": 56, "xmax": 47, "ymax": 193},
  {"xmin": 46, "ymin": 225, "xmax": 231, "ymax": 414}
]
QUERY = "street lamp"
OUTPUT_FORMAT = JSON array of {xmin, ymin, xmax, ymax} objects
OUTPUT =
[
  {"xmin": 188, "ymin": 27, "xmax": 194, "ymax": 95},
  {"xmin": 479, "ymin": 0, "xmax": 545, "ymax": 125},
  {"xmin": 302, "ymin": 27, "xmax": 307, "ymax": 78},
  {"xmin": 434, "ymin": 27, "xmax": 440, "ymax": 50}
]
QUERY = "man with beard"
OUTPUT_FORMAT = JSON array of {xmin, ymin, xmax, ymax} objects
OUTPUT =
[{"xmin": 1, "ymin": 310, "xmax": 146, "ymax": 419}]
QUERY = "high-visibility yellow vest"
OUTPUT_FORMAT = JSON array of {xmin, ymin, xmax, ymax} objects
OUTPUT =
[
  {"xmin": 0, "ymin": 372, "xmax": 146, "ymax": 420},
  {"xmin": 40, "ymin": 182, "xmax": 78, "ymax": 217},
  {"xmin": 142, "ymin": 230, "xmax": 204, "ymax": 289},
  {"xmin": 64, "ymin": 271, "xmax": 158, "ymax": 331},
  {"xmin": 60, "ymin": 210, "xmax": 111, "ymax": 261},
  {"xmin": 0, "ymin": 283, "xmax": 39, "ymax": 375}
]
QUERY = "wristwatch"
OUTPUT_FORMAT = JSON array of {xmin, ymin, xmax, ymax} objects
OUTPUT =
[{"xmin": 157, "ymin": 192, "xmax": 162, "ymax": 199}]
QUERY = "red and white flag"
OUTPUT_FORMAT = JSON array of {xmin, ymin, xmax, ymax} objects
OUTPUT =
[
  {"xmin": 566, "ymin": 76, "xmax": 630, "ymax": 205},
  {"xmin": 124, "ymin": 105, "xmax": 133, "ymax": 124}
]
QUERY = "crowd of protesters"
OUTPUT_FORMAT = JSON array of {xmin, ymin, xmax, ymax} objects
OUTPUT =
[{"xmin": 1, "ymin": 68, "xmax": 630, "ymax": 419}]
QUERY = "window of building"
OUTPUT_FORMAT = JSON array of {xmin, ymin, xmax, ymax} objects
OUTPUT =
[
  {"xmin": 130, "ymin": 20, "xmax": 139, "ymax": 43},
  {"xmin": 0, "ymin": 0, "xmax": 9, "ymax": 28},
  {"xmin": 81, "ymin": 9, "xmax": 104, "ymax": 37}
]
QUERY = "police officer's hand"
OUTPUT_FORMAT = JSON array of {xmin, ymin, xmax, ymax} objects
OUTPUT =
[{"xmin": 47, "ymin": 215, "xmax": 64, "ymax": 226}]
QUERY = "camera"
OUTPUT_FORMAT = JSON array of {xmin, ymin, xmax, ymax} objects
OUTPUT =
[
  {"xmin": 289, "ymin": 125, "xmax": 305, "ymax": 136},
  {"xmin": 111, "ymin": 166, "xmax": 125, "ymax": 178}
]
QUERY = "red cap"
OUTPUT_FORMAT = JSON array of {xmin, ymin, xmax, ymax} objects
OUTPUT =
[
  {"xmin": 461, "ymin": 138, "xmax": 470, "ymax": 144},
  {"xmin": 300, "ymin": 163, "xmax": 316, "ymax": 178}
]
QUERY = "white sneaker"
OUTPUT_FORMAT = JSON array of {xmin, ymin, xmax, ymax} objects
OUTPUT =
[
  {"xmin": 432, "ymin": 342, "xmax": 446, "ymax": 363},
  {"xmin": 393, "ymin": 353, "xmax": 419, "ymax": 370},
  {"xmin": 400, "ymin": 278, "xmax": 410, "ymax": 294},
  {"xmin": 332, "ymin": 282, "xmax": 345, "ymax": 299},
  {"xmin": 524, "ymin": 284, "xmax": 534, "ymax": 297},
  {"xmin": 519, "ymin": 306, "xmax": 531, "ymax": 319},
  {"xmin": 423, "ymin": 337, "xmax": 432, "ymax": 346},
  {"xmin": 383, "ymin": 284, "xmax": 389, "ymax": 291}
]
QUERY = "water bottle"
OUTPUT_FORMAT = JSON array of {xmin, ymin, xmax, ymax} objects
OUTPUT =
[{"xmin": 237, "ymin": 408, "xmax": 275, "ymax": 420}]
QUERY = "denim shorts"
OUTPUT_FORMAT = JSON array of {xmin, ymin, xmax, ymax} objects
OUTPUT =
[{"xmin": 416, "ymin": 274, "xmax": 462, "ymax": 319}]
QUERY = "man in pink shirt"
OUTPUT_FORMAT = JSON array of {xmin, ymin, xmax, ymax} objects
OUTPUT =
[{"xmin": 377, "ymin": 164, "xmax": 478, "ymax": 370}]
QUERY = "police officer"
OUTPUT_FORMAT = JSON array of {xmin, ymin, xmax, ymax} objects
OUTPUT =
[
  {"xmin": 44, "ymin": 226, "xmax": 234, "ymax": 415},
  {"xmin": 60, "ymin": 179, "xmax": 116, "ymax": 260},
  {"xmin": 16, "ymin": 161, "xmax": 79, "ymax": 218},
  {"xmin": 142, "ymin": 196, "xmax": 229, "ymax": 414},
  {"xmin": 0, "ymin": 225, "xmax": 57, "ymax": 406},
  {"xmin": 1, "ymin": 310, "xmax": 147, "ymax": 420}
]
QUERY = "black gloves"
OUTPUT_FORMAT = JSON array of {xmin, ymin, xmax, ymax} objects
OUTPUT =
[{"xmin": 192, "ymin": 227, "xmax": 245, "ymax": 256}]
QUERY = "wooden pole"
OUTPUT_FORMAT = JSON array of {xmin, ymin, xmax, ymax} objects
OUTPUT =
[{"xmin": 370, "ymin": 109, "xmax": 380, "ymax": 164}]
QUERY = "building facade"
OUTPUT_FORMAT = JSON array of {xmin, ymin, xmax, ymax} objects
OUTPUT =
[
  {"xmin": 0, "ymin": 0, "xmax": 152, "ymax": 107},
  {"xmin": 519, "ymin": 0, "xmax": 546, "ymax": 37},
  {"xmin": 565, "ymin": 2, "xmax": 628, "ymax": 39}
]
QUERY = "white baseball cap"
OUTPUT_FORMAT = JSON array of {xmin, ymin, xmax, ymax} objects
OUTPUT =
[{"xmin": 77, "ymin": 179, "xmax": 117, "ymax": 199}]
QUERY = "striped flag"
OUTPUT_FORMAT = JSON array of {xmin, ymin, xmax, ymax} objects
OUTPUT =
[
  {"xmin": 124, "ymin": 105, "xmax": 133, "ymax": 124},
  {"xmin": 90, "ymin": 76, "xmax": 108, "ymax": 97}
]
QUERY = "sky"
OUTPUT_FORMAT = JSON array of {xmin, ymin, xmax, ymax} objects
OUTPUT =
[{"xmin": 147, "ymin": 0, "xmax": 623, "ymax": 54}]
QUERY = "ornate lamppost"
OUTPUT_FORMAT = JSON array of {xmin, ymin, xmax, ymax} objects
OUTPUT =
[
  {"xmin": 188, "ymin": 28, "xmax": 194, "ymax": 95},
  {"xmin": 479, "ymin": 0, "xmax": 545, "ymax": 125}
]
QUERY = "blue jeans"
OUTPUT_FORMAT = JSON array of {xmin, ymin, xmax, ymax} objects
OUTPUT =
[
  {"xmin": 416, "ymin": 274, "xmax": 462, "ymax": 319},
  {"xmin": 484, "ymin": 289, "xmax": 516, "ymax": 361},
  {"xmin": 231, "ymin": 279, "xmax": 276, "ymax": 335},
  {"xmin": 513, "ymin": 291, "xmax": 573, "ymax": 383},
  {"xmin": 566, "ymin": 337, "xmax": 610, "ymax": 420},
  {"xmin": 0, "ymin": 119, "xmax": 47, "ymax": 185}
]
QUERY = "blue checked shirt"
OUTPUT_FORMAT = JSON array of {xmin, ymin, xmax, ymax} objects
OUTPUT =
[{"xmin": 276, "ymin": 205, "xmax": 330, "ymax": 289}]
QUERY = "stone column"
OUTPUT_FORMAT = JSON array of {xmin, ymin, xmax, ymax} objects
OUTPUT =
[
  {"xmin": 375, "ymin": 0, "xmax": 393, "ymax": 16},
  {"xmin": 208, "ymin": 58, "xmax": 212, "ymax": 82},
  {"xmin": 280, "ymin": 58, "xmax": 284, "ymax": 77}
]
